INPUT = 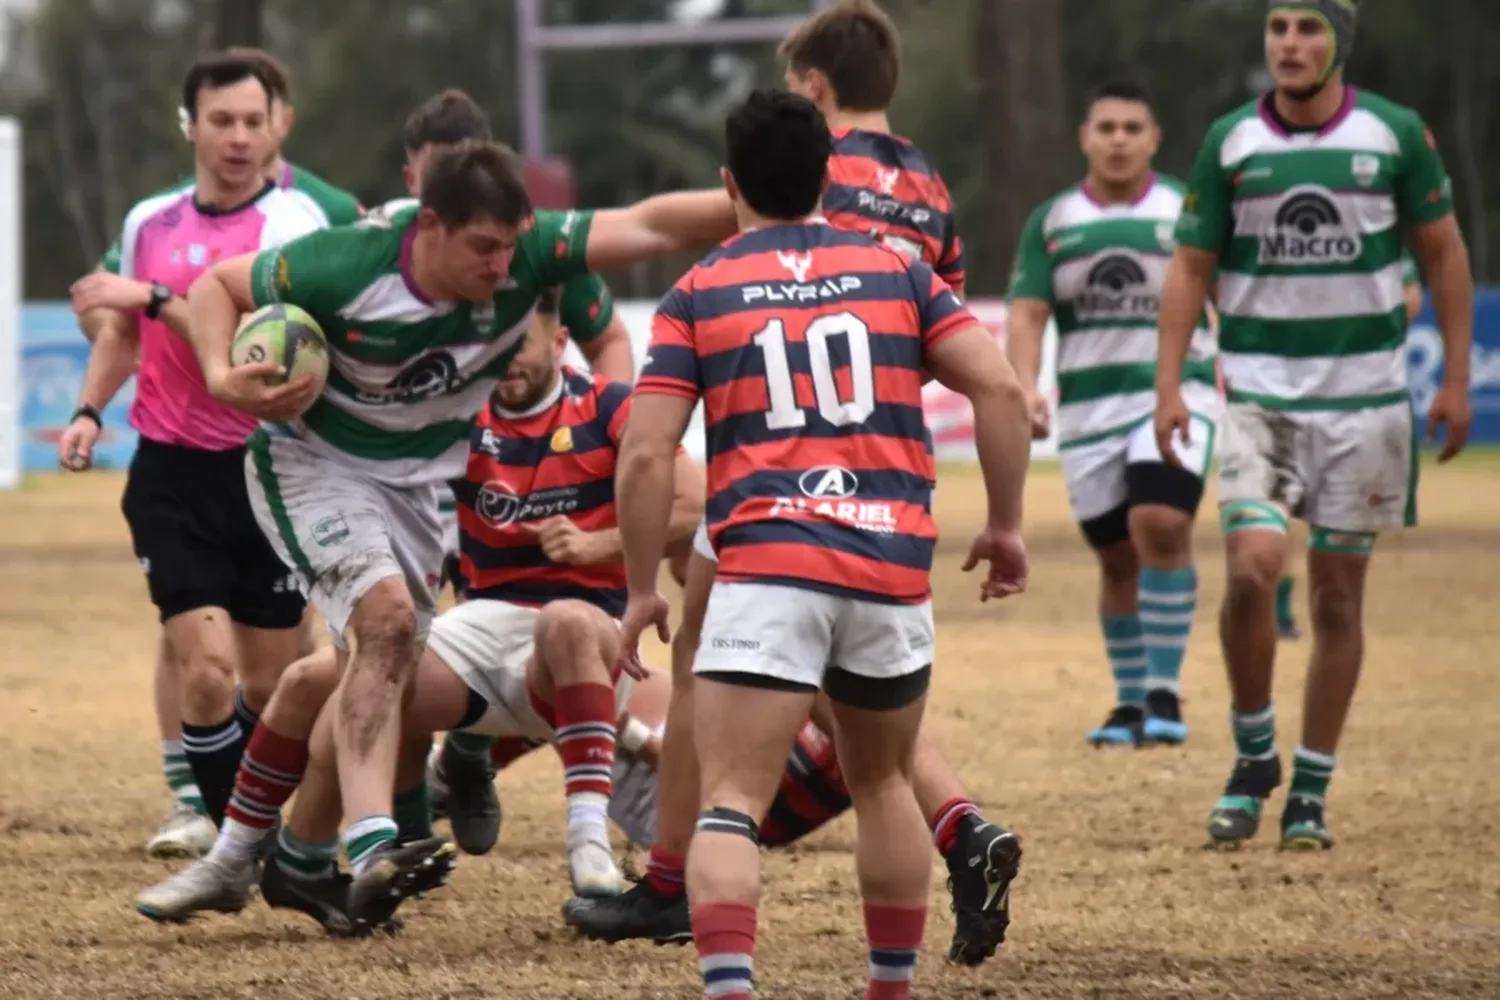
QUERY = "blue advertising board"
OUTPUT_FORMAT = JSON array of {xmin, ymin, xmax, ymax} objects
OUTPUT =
[
  {"xmin": 1406, "ymin": 289, "xmax": 1500, "ymax": 444},
  {"xmin": 13, "ymin": 290, "xmax": 1500, "ymax": 474},
  {"xmin": 20, "ymin": 303, "xmax": 138, "ymax": 472}
]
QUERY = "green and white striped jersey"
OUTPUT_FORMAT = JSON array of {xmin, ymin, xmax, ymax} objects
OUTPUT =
[
  {"xmin": 1008, "ymin": 175, "xmax": 1216, "ymax": 449},
  {"xmin": 1175, "ymin": 88, "xmax": 1453, "ymax": 411},
  {"xmin": 248, "ymin": 202, "xmax": 594, "ymax": 485}
]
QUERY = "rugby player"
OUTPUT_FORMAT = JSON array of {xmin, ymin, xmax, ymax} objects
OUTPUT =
[
  {"xmin": 1155, "ymin": 0, "xmax": 1473, "ymax": 850},
  {"xmin": 1273, "ymin": 249, "xmax": 1424, "ymax": 641},
  {"xmin": 556, "ymin": 1, "xmax": 1023, "ymax": 971},
  {"xmin": 181, "ymin": 136, "xmax": 736, "ymax": 926},
  {"xmin": 613, "ymin": 89, "xmax": 1030, "ymax": 1000},
  {"xmin": 66, "ymin": 47, "xmax": 360, "ymax": 860},
  {"xmin": 57, "ymin": 53, "xmax": 332, "ymax": 848},
  {"xmin": 134, "ymin": 293, "xmax": 703, "ymax": 927},
  {"xmin": 1007, "ymin": 81, "xmax": 1215, "ymax": 748}
]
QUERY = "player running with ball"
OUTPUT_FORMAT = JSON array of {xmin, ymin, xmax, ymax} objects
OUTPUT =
[
  {"xmin": 1155, "ymin": 0, "xmax": 1473, "ymax": 850},
  {"xmin": 181, "ymin": 138, "xmax": 737, "ymax": 927}
]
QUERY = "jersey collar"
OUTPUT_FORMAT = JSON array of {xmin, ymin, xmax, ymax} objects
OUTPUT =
[{"xmin": 491, "ymin": 370, "xmax": 565, "ymax": 421}]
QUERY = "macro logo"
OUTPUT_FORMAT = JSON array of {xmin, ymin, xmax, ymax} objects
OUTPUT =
[
  {"xmin": 1259, "ymin": 186, "xmax": 1361, "ymax": 265},
  {"xmin": 1075, "ymin": 253, "xmax": 1158, "ymax": 319}
]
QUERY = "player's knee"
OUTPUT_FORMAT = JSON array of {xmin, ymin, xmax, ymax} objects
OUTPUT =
[
  {"xmin": 179, "ymin": 645, "xmax": 236, "ymax": 715},
  {"xmin": 535, "ymin": 599, "xmax": 610, "ymax": 663},
  {"xmin": 350, "ymin": 590, "xmax": 419, "ymax": 677},
  {"xmin": 1225, "ymin": 537, "xmax": 1283, "ymax": 599},
  {"xmin": 1097, "ymin": 540, "xmax": 1139, "ymax": 585},
  {"xmin": 277, "ymin": 653, "xmax": 341, "ymax": 713},
  {"xmin": 1309, "ymin": 583, "xmax": 1360, "ymax": 636},
  {"xmin": 1129, "ymin": 505, "xmax": 1191, "ymax": 559}
]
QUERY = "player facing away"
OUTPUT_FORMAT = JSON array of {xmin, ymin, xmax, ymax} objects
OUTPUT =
[
  {"xmin": 182, "ymin": 139, "xmax": 738, "ymax": 925},
  {"xmin": 57, "ymin": 52, "xmax": 330, "ymax": 843},
  {"xmin": 1156, "ymin": 0, "xmax": 1473, "ymax": 850},
  {"xmin": 66, "ymin": 47, "xmax": 360, "ymax": 861},
  {"xmin": 780, "ymin": 0, "xmax": 965, "ymax": 294},
  {"xmin": 1007, "ymin": 81, "xmax": 1218, "ymax": 748},
  {"xmin": 614, "ymin": 90, "xmax": 1032, "ymax": 1000}
]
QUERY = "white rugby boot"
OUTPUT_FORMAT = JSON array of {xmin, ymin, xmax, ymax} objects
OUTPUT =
[
  {"xmin": 145, "ymin": 803, "xmax": 218, "ymax": 859},
  {"xmin": 567, "ymin": 828, "xmax": 624, "ymax": 899},
  {"xmin": 133, "ymin": 855, "xmax": 257, "ymax": 922}
]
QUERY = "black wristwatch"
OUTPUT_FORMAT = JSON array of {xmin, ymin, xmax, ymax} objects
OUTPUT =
[
  {"xmin": 72, "ymin": 404, "xmax": 102, "ymax": 428},
  {"xmin": 144, "ymin": 281, "xmax": 173, "ymax": 320}
]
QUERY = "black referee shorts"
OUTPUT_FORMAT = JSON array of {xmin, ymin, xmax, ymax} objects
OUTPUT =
[{"xmin": 121, "ymin": 437, "xmax": 305, "ymax": 629}]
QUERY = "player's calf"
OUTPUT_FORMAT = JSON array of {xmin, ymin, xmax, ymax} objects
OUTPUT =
[
  {"xmin": 531, "ymin": 599, "xmax": 628, "ymax": 897},
  {"xmin": 824, "ymin": 668, "xmax": 934, "ymax": 1000},
  {"xmin": 1085, "ymin": 537, "xmax": 1148, "ymax": 747},
  {"xmin": 167, "ymin": 609, "xmax": 248, "ymax": 826},
  {"xmin": 1128, "ymin": 500, "xmax": 1200, "ymax": 747}
]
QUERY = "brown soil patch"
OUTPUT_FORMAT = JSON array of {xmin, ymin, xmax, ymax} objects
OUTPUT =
[{"xmin": 2, "ymin": 464, "xmax": 1498, "ymax": 999}]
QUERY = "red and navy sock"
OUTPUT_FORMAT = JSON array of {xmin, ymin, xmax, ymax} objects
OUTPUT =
[
  {"xmin": 692, "ymin": 901, "xmax": 756, "ymax": 1000},
  {"xmin": 864, "ymin": 902, "xmax": 926, "ymax": 1000}
]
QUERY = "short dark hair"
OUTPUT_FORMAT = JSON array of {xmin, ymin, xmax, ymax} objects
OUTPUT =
[
  {"xmin": 725, "ymin": 89, "xmax": 831, "ymax": 222},
  {"xmin": 778, "ymin": 0, "xmax": 901, "ymax": 112},
  {"xmin": 403, "ymin": 89, "xmax": 493, "ymax": 154},
  {"xmin": 1086, "ymin": 80, "xmax": 1153, "ymax": 118},
  {"xmin": 420, "ymin": 139, "xmax": 532, "ymax": 229},
  {"xmin": 181, "ymin": 53, "xmax": 274, "ymax": 120},
  {"xmin": 224, "ymin": 47, "xmax": 291, "ymax": 102}
]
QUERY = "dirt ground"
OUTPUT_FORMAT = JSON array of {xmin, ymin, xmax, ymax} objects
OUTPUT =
[{"xmin": 2, "ymin": 460, "xmax": 1499, "ymax": 1000}]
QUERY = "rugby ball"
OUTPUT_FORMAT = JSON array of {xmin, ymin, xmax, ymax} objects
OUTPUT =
[{"xmin": 230, "ymin": 303, "xmax": 330, "ymax": 397}]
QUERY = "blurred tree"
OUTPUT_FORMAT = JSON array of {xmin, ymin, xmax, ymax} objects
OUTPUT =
[{"xmin": 216, "ymin": 0, "xmax": 263, "ymax": 47}]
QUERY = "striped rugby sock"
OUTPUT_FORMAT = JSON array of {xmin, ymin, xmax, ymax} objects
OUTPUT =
[{"xmin": 554, "ymin": 682, "xmax": 617, "ymax": 840}]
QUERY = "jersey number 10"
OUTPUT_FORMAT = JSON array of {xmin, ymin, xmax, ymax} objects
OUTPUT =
[{"xmin": 753, "ymin": 311, "xmax": 876, "ymax": 430}]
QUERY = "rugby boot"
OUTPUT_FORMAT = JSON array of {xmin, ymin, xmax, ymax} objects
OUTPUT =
[
  {"xmin": 944, "ymin": 815, "xmax": 1022, "ymax": 966},
  {"xmin": 133, "ymin": 855, "xmax": 255, "ymax": 923},
  {"xmin": 260, "ymin": 858, "xmax": 355, "ymax": 937},
  {"xmin": 145, "ymin": 802, "xmax": 217, "ymax": 860},
  {"xmin": 1087, "ymin": 704, "xmax": 1145, "ymax": 747},
  {"xmin": 1207, "ymin": 755, "xmax": 1283, "ymax": 848},
  {"xmin": 563, "ymin": 880, "xmax": 692, "ymax": 945},
  {"xmin": 1142, "ymin": 689, "xmax": 1188, "ymax": 745},
  {"xmin": 567, "ymin": 828, "xmax": 624, "ymax": 898},
  {"xmin": 440, "ymin": 735, "xmax": 501, "ymax": 855},
  {"xmin": 346, "ymin": 837, "xmax": 457, "ymax": 936},
  {"xmin": 1279, "ymin": 795, "xmax": 1334, "ymax": 851}
]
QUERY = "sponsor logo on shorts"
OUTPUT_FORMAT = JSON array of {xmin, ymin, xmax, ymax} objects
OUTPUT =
[
  {"xmin": 312, "ymin": 514, "xmax": 350, "ymax": 547},
  {"xmin": 1367, "ymin": 492, "xmax": 1400, "ymax": 508},
  {"xmin": 272, "ymin": 572, "xmax": 299, "ymax": 594}
]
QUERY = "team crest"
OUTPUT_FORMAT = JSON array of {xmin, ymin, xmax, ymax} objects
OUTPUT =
[
  {"xmin": 472, "ymin": 301, "xmax": 496, "ymax": 334},
  {"xmin": 550, "ymin": 426, "xmax": 574, "ymax": 453},
  {"xmin": 1350, "ymin": 153, "xmax": 1380, "ymax": 188}
]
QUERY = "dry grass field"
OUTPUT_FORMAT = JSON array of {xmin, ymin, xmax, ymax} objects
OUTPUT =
[{"xmin": 3, "ymin": 460, "xmax": 1500, "ymax": 999}]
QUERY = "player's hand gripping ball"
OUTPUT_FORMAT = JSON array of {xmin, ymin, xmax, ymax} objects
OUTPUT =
[{"xmin": 229, "ymin": 303, "xmax": 330, "ymax": 418}]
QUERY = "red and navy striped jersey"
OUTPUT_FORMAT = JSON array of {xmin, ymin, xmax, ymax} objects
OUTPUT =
[
  {"xmin": 823, "ymin": 128, "xmax": 966, "ymax": 295},
  {"xmin": 456, "ymin": 367, "xmax": 630, "ymax": 616},
  {"xmin": 759, "ymin": 721, "xmax": 850, "ymax": 847},
  {"xmin": 636, "ymin": 220, "xmax": 976, "ymax": 604}
]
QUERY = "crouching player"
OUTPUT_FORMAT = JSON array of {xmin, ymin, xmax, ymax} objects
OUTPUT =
[{"xmin": 133, "ymin": 294, "xmax": 704, "ymax": 929}]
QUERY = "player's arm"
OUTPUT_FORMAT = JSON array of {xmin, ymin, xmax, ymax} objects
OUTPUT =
[
  {"xmin": 560, "ymin": 274, "xmax": 635, "ymax": 382},
  {"xmin": 616, "ymin": 283, "xmax": 701, "ymax": 599},
  {"xmin": 583, "ymin": 191, "xmax": 738, "ymax": 272},
  {"xmin": 1004, "ymin": 201, "xmax": 1056, "ymax": 435},
  {"xmin": 184, "ymin": 239, "xmax": 322, "ymax": 420},
  {"xmin": 76, "ymin": 244, "xmax": 123, "ymax": 345},
  {"xmin": 1400, "ymin": 117, "xmax": 1473, "ymax": 460},
  {"xmin": 1157, "ymin": 127, "xmax": 1232, "ymax": 459},
  {"xmin": 57, "ymin": 307, "xmax": 141, "ymax": 470},
  {"xmin": 916, "ymin": 265, "xmax": 1029, "ymax": 535},
  {"xmin": 70, "ymin": 229, "xmax": 194, "ymax": 339}
]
